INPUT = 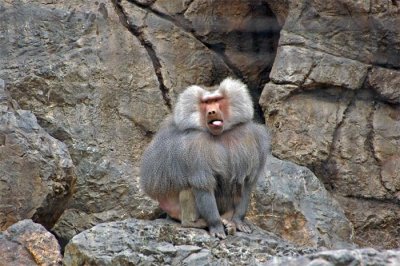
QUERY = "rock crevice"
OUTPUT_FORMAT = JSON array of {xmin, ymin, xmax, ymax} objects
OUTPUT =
[{"xmin": 112, "ymin": 0, "xmax": 172, "ymax": 110}]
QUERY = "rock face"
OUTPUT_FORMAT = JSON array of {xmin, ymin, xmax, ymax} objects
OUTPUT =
[
  {"xmin": 0, "ymin": 1, "xmax": 166, "ymax": 241},
  {"xmin": 260, "ymin": 0, "xmax": 400, "ymax": 248},
  {"xmin": 0, "ymin": 81, "xmax": 76, "ymax": 230},
  {"xmin": 0, "ymin": 219, "xmax": 62, "ymax": 265},
  {"xmin": 250, "ymin": 157, "xmax": 353, "ymax": 249},
  {"xmin": 63, "ymin": 218, "xmax": 316, "ymax": 266}
]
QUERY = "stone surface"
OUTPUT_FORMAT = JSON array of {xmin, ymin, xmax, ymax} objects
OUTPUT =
[
  {"xmin": 119, "ymin": 0, "xmax": 232, "ymax": 99},
  {"xmin": 367, "ymin": 67, "xmax": 400, "ymax": 104},
  {"xmin": 278, "ymin": 0, "xmax": 400, "ymax": 68},
  {"xmin": 269, "ymin": 46, "xmax": 369, "ymax": 90},
  {"xmin": 0, "ymin": 1, "xmax": 162, "ymax": 241},
  {"xmin": 250, "ymin": 157, "xmax": 353, "ymax": 249},
  {"xmin": 182, "ymin": 0, "xmax": 279, "ymax": 86},
  {"xmin": 0, "ymin": 219, "xmax": 62, "ymax": 266},
  {"xmin": 334, "ymin": 195, "xmax": 400, "ymax": 249},
  {"xmin": 63, "ymin": 218, "xmax": 316, "ymax": 266},
  {"xmin": 126, "ymin": 0, "xmax": 280, "ymax": 119},
  {"xmin": 260, "ymin": 0, "xmax": 400, "ymax": 248},
  {"xmin": 0, "ymin": 82, "xmax": 76, "ymax": 230},
  {"xmin": 147, "ymin": 0, "xmax": 280, "ymax": 83},
  {"xmin": 267, "ymin": 248, "xmax": 400, "ymax": 266}
]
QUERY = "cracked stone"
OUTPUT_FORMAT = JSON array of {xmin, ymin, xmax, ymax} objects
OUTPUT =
[
  {"xmin": 260, "ymin": 0, "xmax": 400, "ymax": 249},
  {"xmin": 367, "ymin": 67, "xmax": 400, "ymax": 104},
  {"xmin": 120, "ymin": 0, "xmax": 232, "ymax": 100}
]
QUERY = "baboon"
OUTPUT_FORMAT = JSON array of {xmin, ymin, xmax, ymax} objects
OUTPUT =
[{"xmin": 140, "ymin": 77, "xmax": 270, "ymax": 239}]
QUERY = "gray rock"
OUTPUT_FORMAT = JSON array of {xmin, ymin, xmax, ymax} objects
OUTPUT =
[
  {"xmin": 270, "ymin": 45, "xmax": 369, "ymax": 90},
  {"xmin": 125, "ymin": 0, "xmax": 281, "ymax": 121},
  {"xmin": 251, "ymin": 157, "xmax": 354, "ymax": 249},
  {"xmin": 334, "ymin": 195, "xmax": 400, "ymax": 249},
  {"xmin": 0, "ymin": 219, "xmax": 62, "ymax": 265},
  {"xmin": 367, "ymin": 67, "xmax": 400, "ymax": 104},
  {"xmin": 278, "ymin": 1, "xmax": 400, "ymax": 68},
  {"xmin": 120, "ymin": 0, "xmax": 232, "ymax": 98},
  {"xmin": 63, "ymin": 218, "xmax": 316, "ymax": 266},
  {"xmin": 0, "ymin": 0, "xmax": 168, "ymax": 243},
  {"xmin": 266, "ymin": 248, "xmax": 400, "ymax": 266},
  {"xmin": 182, "ymin": 250, "xmax": 212, "ymax": 266},
  {"xmin": 0, "ymin": 85, "xmax": 76, "ymax": 230},
  {"xmin": 183, "ymin": 0, "xmax": 279, "ymax": 86},
  {"xmin": 261, "ymin": 84, "xmax": 400, "ymax": 250},
  {"xmin": 260, "ymin": 0, "xmax": 400, "ymax": 248}
]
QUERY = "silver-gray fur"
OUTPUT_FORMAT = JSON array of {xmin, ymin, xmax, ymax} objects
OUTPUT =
[{"xmin": 140, "ymin": 77, "xmax": 270, "ymax": 237}]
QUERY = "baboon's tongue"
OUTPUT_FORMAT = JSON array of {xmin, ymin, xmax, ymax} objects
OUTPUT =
[{"xmin": 212, "ymin": 120, "xmax": 223, "ymax": 126}]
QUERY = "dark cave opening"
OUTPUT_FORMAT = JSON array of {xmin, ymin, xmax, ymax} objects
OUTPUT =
[{"xmin": 208, "ymin": 1, "xmax": 282, "ymax": 123}]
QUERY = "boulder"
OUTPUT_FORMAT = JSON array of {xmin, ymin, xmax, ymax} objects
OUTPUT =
[
  {"xmin": 0, "ymin": 219, "xmax": 62, "ymax": 266},
  {"xmin": 63, "ymin": 218, "xmax": 316, "ymax": 265},
  {"xmin": 0, "ymin": 81, "xmax": 76, "ymax": 229},
  {"xmin": 250, "ymin": 157, "xmax": 354, "ymax": 249}
]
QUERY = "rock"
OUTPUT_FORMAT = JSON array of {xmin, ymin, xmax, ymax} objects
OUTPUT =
[
  {"xmin": 279, "ymin": 0, "xmax": 400, "ymax": 68},
  {"xmin": 148, "ymin": 0, "xmax": 280, "ymax": 85},
  {"xmin": 264, "ymin": 0, "xmax": 289, "ymax": 26},
  {"xmin": 183, "ymin": 0, "xmax": 279, "ymax": 86},
  {"xmin": 0, "ymin": 0, "xmax": 167, "ymax": 244},
  {"xmin": 367, "ymin": 67, "xmax": 400, "ymax": 104},
  {"xmin": 0, "ymin": 83, "xmax": 76, "ymax": 230},
  {"xmin": 260, "ymin": 0, "xmax": 400, "ymax": 248},
  {"xmin": 260, "ymin": 83, "xmax": 355, "ymax": 167},
  {"xmin": 127, "ymin": 0, "xmax": 281, "ymax": 120},
  {"xmin": 0, "ymin": 219, "xmax": 62, "ymax": 265},
  {"xmin": 63, "ymin": 218, "xmax": 316, "ymax": 265},
  {"xmin": 119, "ymin": 0, "xmax": 232, "ymax": 99},
  {"xmin": 334, "ymin": 195, "xmax": 400, "ymax": 249},
  {"xmin": 266, "ymin": 248, "xmax": 400, "ymax": 266},
  {"xmin": 250, "ymin": 157, "xmax": 354, "ymax": 249},
  {"xmin": 269, "ymin": 46, "xmax": 369, "ymax": 90}
]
